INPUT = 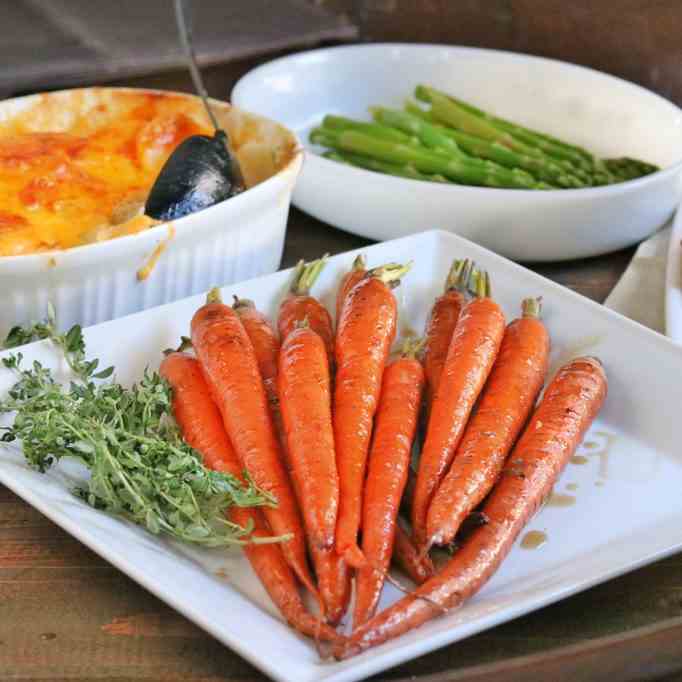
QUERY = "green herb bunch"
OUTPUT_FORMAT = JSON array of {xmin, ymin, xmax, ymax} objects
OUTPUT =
[{"xmin": 0, "ymin": 310, "xmax": 277, "ymax": 547}]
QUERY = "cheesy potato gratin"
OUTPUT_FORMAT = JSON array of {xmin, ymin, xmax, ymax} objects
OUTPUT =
[{"xmin": 0, "ymin": 89, "xmax": 291, "ymax": 257}]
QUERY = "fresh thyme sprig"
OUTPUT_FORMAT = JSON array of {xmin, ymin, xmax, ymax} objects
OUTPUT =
[{"xmin": 0, "ymin": 316, "xmax": 280, "ymax": 547}]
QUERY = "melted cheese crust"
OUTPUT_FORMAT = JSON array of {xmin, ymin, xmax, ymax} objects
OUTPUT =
[{"xmin": 0, "ymin": 92, "xmax": 213, "ymax": 256}]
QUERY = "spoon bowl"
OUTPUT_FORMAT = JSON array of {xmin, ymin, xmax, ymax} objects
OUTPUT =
[{"xmin": 145, "ymin": 0, "xmax": 245, "ymax": 221}]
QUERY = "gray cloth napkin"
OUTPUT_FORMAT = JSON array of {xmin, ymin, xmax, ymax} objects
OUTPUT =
[{"xmin": 603, "ymin": 223, "xmax": 672, "ymax": 335}]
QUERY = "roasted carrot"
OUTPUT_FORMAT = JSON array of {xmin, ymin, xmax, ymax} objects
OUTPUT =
[
  {"xmin": 334, "ymin": 263, "xmax": 411, "ymax": 567},
  {"xmin": 232, "ymin": 296, "xmax": 292, "ymax": 469},
  {"xmin": 336, "ymin": 254, "xmax": 366, "ymax": 324},
  {"xmin": 338, "ymin": 356, "xmax": 607, "ymax": 658},
  {"xmin": 400, "ymin": 466, "xmax": 417, "ymax": 516},
  {"xmin": 278, "ymin": 256, "xmax": 334, "ymax": 367},
  {"xmin": 159, "ymin": 353, "xmax": 340, "ymax": 643},
  {"xmin": 354, "ymin": 338, "xmax": 425, "ymax": 627},
  {"xmin": 233, "ymin": 296, "xmax": 280, "ymax": 412},
  {"xmin": 422, "ymin": 259, "xmax": 467, "ymax": 409},
  {"xmin": 278, "ymin": 324, "xmax": 339, "ymax": 550},
  {"xmin": 310, "ymin": 545, "xmax": 352, "ymax": 626},
  {"xmin": 191, "ymin": 290, "xmax": 318, "ymax": 600},
  {"xmin": 392, "ymin": 522, "xmax": 434, "ymax": 585},
  {"xmin": 426, "ymin": 297, "xmax": 550, "ymax": 548},
  {"xmin": 411, "ymin": 266, "xmax": 506, "ymax": 546},
  {"xmin": 230, "ymin": 508, "xmax": 342, "ymax": 642},
  {"xmin": 160, "ymin": 351, "xmax": 241, "ymax": 475}
]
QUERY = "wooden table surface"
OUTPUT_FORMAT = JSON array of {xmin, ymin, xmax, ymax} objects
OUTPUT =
[{"xmin": 3, "ymin": 209, "xmax": 682, "ymax": 682}]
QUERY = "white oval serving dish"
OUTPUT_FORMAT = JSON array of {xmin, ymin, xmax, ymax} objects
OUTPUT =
[
  {"xmin": 0, "ymin": 87, "xmax": 302, "ymax": 337},
  {"xmin": 233, "ymin": 43, "xmax": 682, "ymax": 262},
  {"xmin": 665, "ymin": 203, "xmax": 682, "ymax": 343}
]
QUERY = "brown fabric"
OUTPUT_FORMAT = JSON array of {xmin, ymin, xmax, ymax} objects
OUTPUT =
[{"xmin": 0, "ymin": 0, "xmax": 356, "ymax": 96}]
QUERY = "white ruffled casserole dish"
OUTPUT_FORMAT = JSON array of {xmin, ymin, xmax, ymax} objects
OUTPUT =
[{"xmin": 0, "ymin": 87, "xmax": 302, "ymax": 336}]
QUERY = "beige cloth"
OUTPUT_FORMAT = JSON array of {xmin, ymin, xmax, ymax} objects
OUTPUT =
[{"xmin": 603, "ymin": 223, "xmax": 672, "ymax": 335}]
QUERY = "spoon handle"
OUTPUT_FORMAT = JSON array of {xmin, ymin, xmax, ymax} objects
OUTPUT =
[
  {"xmin": 174, "ymin": 0, "xmax": 245, "ymax": 186},
  {"xmin": 174, "ymin": 0, "xmax": 221, "ymax": 132}
]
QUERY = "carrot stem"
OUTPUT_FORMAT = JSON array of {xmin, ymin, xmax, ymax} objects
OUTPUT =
[
  {"xmin": 444, "ymin": 259, "xmax": 466, "ymax": 292},
  {"xmin": 163, "ymin": 335, "xmax": 193, "ymax": 355},
  {"xmin": 469, "ymin": 267, "xmax": 491, "ymax": 298},
  {"xmin": 207, "ymin": 287, "xmax": 223, "ymax": 304},
  {"xmin": 352, "ymin": 254, "xmax": 367, "ymax": 271},
  {"xmin": 401, "ymin": 336, "xmax": 425, "ymax": 358},
  {"xmin": 290, "ymin": 255, "xmax": 329, "ymax": 295},
  {"xmin": 522, "ymin": 296, "xmax": 542, "ymax": 319},
  {"xmin": 232, "ymin": 295, "xmax": 255, "ymax": 310},
  {"xmin": 366, "ymin": 262, "xmax": 412, "ymax": 287}
]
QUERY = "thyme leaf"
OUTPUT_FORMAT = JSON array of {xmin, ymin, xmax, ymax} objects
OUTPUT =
[{"xmin": 0, "ymin": 317, "xmax": 278, "ymax": 547}]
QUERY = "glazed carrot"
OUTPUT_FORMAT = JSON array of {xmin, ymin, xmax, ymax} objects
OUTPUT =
[
  {"xmin": 392, "ymin": 522, "xmax": 434, "ymax": 585},
  {"xmin": 159, "ymin": 351, "xmax": 241, "ymax": 475},
  {"xmin": 159, "ymin": 353, "xmax": 340, "ymax": 643},
  {"xmin": 422, "ymin": 260, "xmax": 467, "ymax": 409},
  {"xmin": 233, "ymin": 296, "xmax": 280, "ymax": 411},
  {"xmin": 232, "ymin": 296, "xmax": 293, "ymax": 470},
  {"xmin": 336, "ymin": 254, "xmax": 366, "ymax": 324},
  {"xmin": 230, "ymin": 508, "xmax": 342, "ymax": 643},
  {"xmin": 278, "ymin": 256, "xmax": 334, "ymax": 367},
  {"xmin": 191, "ymin": 290, "xmax": 318, "ymax": 600},
  {"xmin": 334, "ymin": 262, "xmax": 411, "ymax": 567},
  {"xmin": 310, "ymin": 545, "xmax": 352, "ymax": 626},
  {"xmin": 338, "ymin": 356, "xmax": 607, "ymax": 658},
  {"xmin": 411, "ymin": 266, "xmax": 506, "ymax": 546},
  {"xmin": 400, "ymin": 466, "xmax": 417, "ymax": 516},
  {"xmin": 354, "ymin": 338, "xmax": 425, "ymax": 627},
  {"xmin": 279, "ymin": 324, "xmax": 339, "ymax": 550},
  {"xmin": 426, "ymin": 297, "xmax": 550, "ymax": 548}
]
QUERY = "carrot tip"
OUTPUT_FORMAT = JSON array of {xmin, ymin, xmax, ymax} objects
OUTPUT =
[
  {"xmin": 333, "ymin": 640, "xmax": 359, "ymax": 660},
  {"xmin": 340, "ymin": 544, "xmax": 367, "ymax": 569}
]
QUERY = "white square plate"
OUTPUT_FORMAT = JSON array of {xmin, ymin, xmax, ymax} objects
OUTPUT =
[{"xmin": 2, "ymin": 229, "xmax": 681, "ymax": 682}]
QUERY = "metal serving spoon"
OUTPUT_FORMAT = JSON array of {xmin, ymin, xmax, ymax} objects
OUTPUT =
[{"xmin": 145, "ymin": 0, "xmax": 245, "ymax": 221}]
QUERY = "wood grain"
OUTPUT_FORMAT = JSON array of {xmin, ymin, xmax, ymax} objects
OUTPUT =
[{"xmin": 314, "ymin": 0, "xmax": 682, "ymax": 106}]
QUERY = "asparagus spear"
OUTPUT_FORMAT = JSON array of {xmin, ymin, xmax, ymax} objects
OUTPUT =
[
  {"xmin": 368, "ymin": 106, "xmax": 462, "ymax": 156},
  {"xmin": 310, "ymin": 127, "xmax": 550, "ymax": 189},
  {"xmin": 440, "ymin": 89, "xmax": 595, "ymax": 164},
  {"xmin": 603, "ymin": 157, "xmax": 660, "ymax": 182},
  {"xmin": 376, "ymin": 105, "xmax": 584, "ymax": 188},
  {"xmin": 322, "ymin": 115, "xmax": 417, "ymax": 144},
  {"xmin": 416, "ymin": 86, "xmax": 610, "ymax": 184},
  {"xmin": 323, "ymin": 150, "xmax": 451, "ymax": 183},
  {"xmin": 415, "ymin": 85, "xmax": 543, "ymax": 155}
]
